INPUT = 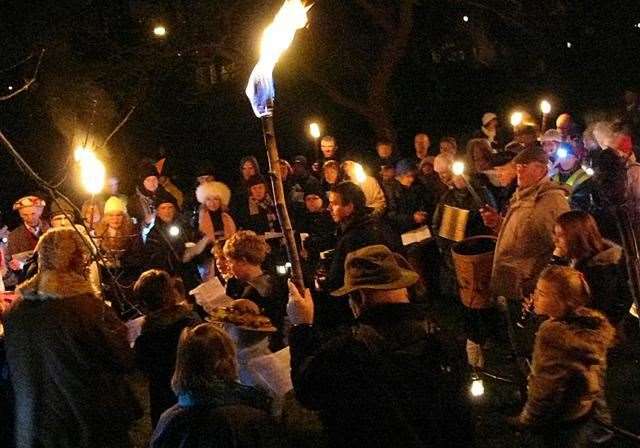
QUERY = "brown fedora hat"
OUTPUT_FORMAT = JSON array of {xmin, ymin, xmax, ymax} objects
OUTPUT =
[{"xmin": 330, "ymin": 244, "xmax": 419, "ymax": 297}]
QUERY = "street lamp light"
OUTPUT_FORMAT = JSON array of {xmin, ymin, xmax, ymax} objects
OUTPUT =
[{"xmin": 153, "ymin": 25, "xmax": 167, "ymax": 37}]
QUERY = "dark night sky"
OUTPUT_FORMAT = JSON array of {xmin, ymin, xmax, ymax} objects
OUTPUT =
[{"xmin": 0, "ymin": 0, "xmax": 639, "ymax": 225}]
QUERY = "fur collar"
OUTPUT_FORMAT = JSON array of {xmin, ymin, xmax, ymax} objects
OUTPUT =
[
  {"xmin": 587, "ymin": 240, "xmax": 623, "ymax": 266},
  {"xmin": 17, "ymin": 271, "xmax": 98, "ymax": 300}
]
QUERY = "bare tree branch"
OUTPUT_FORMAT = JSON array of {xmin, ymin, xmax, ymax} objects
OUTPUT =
[{"xmin": 0, "ymin": 49, "xmax": 45, "ymax": 101}]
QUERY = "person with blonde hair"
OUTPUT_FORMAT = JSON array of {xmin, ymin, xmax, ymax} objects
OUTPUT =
[
  {"xmin": 223, "ymin": 231, "xmax": 287, "ymax": 349},
  {"xmin": 196, "ymin": 181, "xmax": 236, "ymax": 242},
  {"xmin": 151, "ymin": 323, "xmax": 280, "ymax": 447},
  {"xmin": 510, "ymin": 265, "xmax": 616, "ymax": 447}
]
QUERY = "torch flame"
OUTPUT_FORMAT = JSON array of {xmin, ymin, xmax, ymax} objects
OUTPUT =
[
  {"xmin": 246, "ymin": 0, "xmax": 311, "ymax": 117},
  {"xmin": 75, "ymin": 146, "xmax": 106, "ymax": 195}
]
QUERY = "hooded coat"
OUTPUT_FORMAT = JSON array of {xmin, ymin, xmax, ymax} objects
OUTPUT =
[
  {"xmin": 3, "ymin": 270, "xmax": 140, "ymax": 447},
  {"xmin": 492, "ymin": 178, "xmax": 570, "ymax": 299},
  {"xmin": 519, "ymin": 307, "xmax": 616, "ymax": 426}
]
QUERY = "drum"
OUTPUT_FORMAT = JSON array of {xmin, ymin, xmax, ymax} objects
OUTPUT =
[{"xmin": 451, "ymin": 236, "xmax": 497, "ymax": 309}]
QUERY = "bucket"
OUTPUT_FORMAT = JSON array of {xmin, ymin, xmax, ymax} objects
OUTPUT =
[{"xmin": 451, "ymin": 236, "xmax": 497, "ymax": 309}]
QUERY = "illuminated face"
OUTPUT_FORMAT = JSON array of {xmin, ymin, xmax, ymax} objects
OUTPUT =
[
  {"xmin": 542, "ymin": 140, "xmax": 558, "ymax": 156},
  {"xmin": 398, "ymin": 173, "xmax": 415, "ymax": 187},
  {"xmin": 328, "ymin": 191, "xmax": 353, "ymax": 223},
  {"xmin": 485, "ymin": 118, "xmax": 498, "ymax": 131},
  {"xmin": 205, "ymin": 196, "xmax": 222, "ymax": 212},
  {"xmin": 324, "ymin": 166, "xmax": 338, "ymax": 184},
  {"xmin": 19, "ymin": 206, "xmax": 43, "ymax": 227},
  {"xmin": 305, "ymin": 194, "xmax": 324, "ymax": 213},
  {"xmin": 143, "ymin": 176, "xmax": 159, "ymax": 192},
  {"xmin": 439, "ymin": 141, "xmax": 456, "ymax": 157},
  {"xmin": 516, "ymin": 162, "xmax": 546, "ymax": 189},
  {"xmin": 381, "ymin": 167, "xmax": 395, "ymax": 182},
  {"xmin": 250, "ymin": 183, "xmax": 267, "ymax": 201},
  {"xmin": 227, "ymin": 257, "xmax": 252, "ymax": 282},
  {"xmin": 472, "ymin": 148, "xmax": 492, "ymax": 172},
  {"xmin": 495, "ymin": 163, "xmax": 517, "ymax": 187},
  {"xmin": 106, "ymin": 212, "xmax": 125, "ymax": 229},
  {"xmin": 321, "ymin": 139, "xmax": 336, "ymax": 158},
  {"xmin": 559, "ymin": 153, "xmax": 578, "ymax": 171},
  {"xmin": 242, "ymin": 161, "xmax": 257, "ymax": 180},
  {"xmin": 51, "ymin": 214, "xmax": 73, "ymax": 228},
  {"xmin": 533, "ymin": 278, "xmax": 566, "ymax": 318},
  {"xmin": 157, "ymin": 203, "xmax": 176, "ymax": 223},
  {"xmin": 377, "ymin": 144, "xmax": 393, "ymax": 159},
  {"xmin": 553, "ymin": 224, "xmax": 568, "ymax": 258},
  {"xmin": 420, "ymin": 163, "xmax": 434, "ymax": 176},
  {"xmin": 414, "ymin": 134, "xmax": 430, "ymax": 159},
  {"xmin": 107, "ymin": 177, "xmax": 120, "ymax": 195}
]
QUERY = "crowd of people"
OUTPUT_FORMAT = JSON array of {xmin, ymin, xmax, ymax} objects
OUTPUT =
[{"xmin": 0, "ymin": 94, "xmax": 640, "ymax": 447}]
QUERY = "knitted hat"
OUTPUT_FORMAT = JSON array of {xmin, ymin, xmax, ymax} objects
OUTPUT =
[
  {"xmin": 293, "ymin": 155, "xmax": 308, "ymax": 166},
  {"xmin": 482, "ymin": 112, "xmax": 498, "ymax": 126},
  {"xmin": 395, "ymin": 158, "xmax": 417, "ymax": 176},
  {"xmin": 303, "ymin": 182, "xmax": 324, "ymax": 199},
  {"xmin": 196, "ymin": 181, "xmax": 231, "ymax": 207},
  {"xmin": 154, "ymin": 190, "xmax": 179, "ymax": 209},
  {"xmin": 138, "ymin": 161, "xmax": 159, "ymax": 182},
  {"xmin": 104, "ymin": 196, "xmax": 127, "ymax": 215},
  {"xmin": 246, "ymin": 174, "xmax": 267, "ymax": 189}
]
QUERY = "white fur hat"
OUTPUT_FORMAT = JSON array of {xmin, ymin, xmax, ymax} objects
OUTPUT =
[
  {"xmin": 104, "ymin": 196, "xmax": 127, "ymax": 215},
  {"xmin": 482, "ymin": 112, "xmax": 497, "ymax": 126},
  {"xmin": 196, "ymin": 181, "xmax": 231, "ymax": 207}
]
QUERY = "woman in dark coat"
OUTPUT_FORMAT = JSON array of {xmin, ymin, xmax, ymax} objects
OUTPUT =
[
  {"xmin": 150, "ymin": 323, "xmax": 281, "ymax": 448},
  {"xmin": 133, "ymin": 269, "xmax": 202, "ymax": 428},
  {"xmin": 3, "ymin": 227, "xmax": 141, "ymax": 447},
  {"xmin": 551, "ymin": 210, "xmax": 632, "ymax": 325}
]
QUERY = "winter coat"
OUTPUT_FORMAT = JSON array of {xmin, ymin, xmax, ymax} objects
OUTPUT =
[
  {"xmin": 4, "ymin": 222, "xmax": 49, "ymax": 286},
  {"xmin": 289, "ymin": 303, "xmax": 474, "ymax": 448},
  {"xmin": 150, "ymin": 380, "xmax": 280, "ymax": 448},
  {"xmin": 297, "ymin": 209, "xmax": 336, "ymax": 262},
  {"xmin": 3, "ymin": 271, "xmax": 140, "ymax": 447},
  {"xmin": 552, "ymin": 240, "xmax": 632, "ymax": 325},
  {"xmin": 198, "ymin": 208, "xmax": 236, "ymax": 242},
  {"xmin": 492, "ymin": 178, "xmax": 570, "ymax": 299},
  {"xmin": 383, "ymin": 180, "xmax": 428, "ymax": 235},
  {"xmin": 519, "ymin": 307, "xmax": 615, "ymax": 426},
  {"xmin": 135, "ymin": 305, "xmax": 202, "ymax": 427},
  {"xmin": 417, "ymin": 173, "xmax": 448, "ymax": 217}
]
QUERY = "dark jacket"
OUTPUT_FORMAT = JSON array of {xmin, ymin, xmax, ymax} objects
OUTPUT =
[
  {"xmin": 289, "ymin": 303, "xmax": 473, "ymax": 448},
  {"xmin": 417, "ymin": 173, "xmax": 448, "ymax": 217},
  {"xmin": 3, "ymin": 271, "xmax": 140, "ymax": 447},
  {"xmin": 551, "ymin": 240, "xmax": 632, "ymax": 325},
  {"xmin": 151, "ymin": 381, "xmax": 280, "ymax": 448},
  {"xmin": 239, "ymin": 274, "xmax": 288, "ymax": 351},
  {"xmin": 135, "ymin": 305, "xmax": 202, "ymax": 427},
  {"xmin": 142, "ymin": 219, "xmax": 199, "ymax": 285},
  {"xmin": 297, "ymin": 209, "xmax": 337, "ymax": 263},
  {"xmin": 383, "ymin": 180, "xmax": 428, "ymax": 235}
]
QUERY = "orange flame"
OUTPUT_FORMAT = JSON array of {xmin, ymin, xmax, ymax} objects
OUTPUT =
[{"xmin": 246, "ymin": 0, "xmax": 311, "ymax": 117}]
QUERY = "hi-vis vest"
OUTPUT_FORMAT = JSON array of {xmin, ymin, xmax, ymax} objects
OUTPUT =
[{"xmin": 552, "ymin": 168, "xmax": 590, "ymax": 190}]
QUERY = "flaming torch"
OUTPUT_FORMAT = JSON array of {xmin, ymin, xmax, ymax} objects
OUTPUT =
[{"xmin": 246, "ymin": 0, "xmax": 311, "ymax": 290}]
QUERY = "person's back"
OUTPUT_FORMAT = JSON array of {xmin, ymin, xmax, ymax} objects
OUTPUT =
[
  {"xmin": 4, "ymin": 228, "xmax": 140, "ymax": 447},
  {"xmin": 291, "ymin": 302, "xmax": 472, "ymax": 448}
]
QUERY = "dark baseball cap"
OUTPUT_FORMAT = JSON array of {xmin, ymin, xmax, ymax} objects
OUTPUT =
[{"xmin": 512, "ymin": 146, "xmax": 549, "ymax": 165}]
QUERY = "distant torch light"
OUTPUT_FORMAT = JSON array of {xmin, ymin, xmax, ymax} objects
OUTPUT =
[
  {"xmin": 8, "ymin": 85, "xmax": 13, "ymax": 91},
  {"xmin": 463, "ymin": 15, "xmax": 469, "ymax": 22},
  {"xmin": 540, "ymin": 100, "xmax": 551, "ymax": 115},
  {"xmin": 80, "ymin": 156, "xmax": 106, "ymax": 195},
  {"xmin": 153, "ymin": 25, "xmax": 167, "ymax": 37},
  {"xmin": 566, "ymin": 42, "xmax": 572, "ymax": 48},
  {"xmin": 583, "ymin": 165, "xmax": 595, "ymax": 176},
  {"xmin": 309, "ymin": 122, "xmax": 321, "ymax": 139},
  {"xmin": 470, "ymin": 377, "xmax": 485, "ymax": 398},
  {"xmin": 510, "ymin": 112, "xmax": 524, "ymax": 128},
  {"xmin": 452, "ymin": 161, "xmax": 465, "ymax": 176},
  {"xmin": 169, "ymin": 225, "xmax": 180, "ymax": 237}
]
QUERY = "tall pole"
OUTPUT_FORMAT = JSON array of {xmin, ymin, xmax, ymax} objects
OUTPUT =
[{"xmin": 261, "ymin": 102, "xmax": 305, "ymax": 291}]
